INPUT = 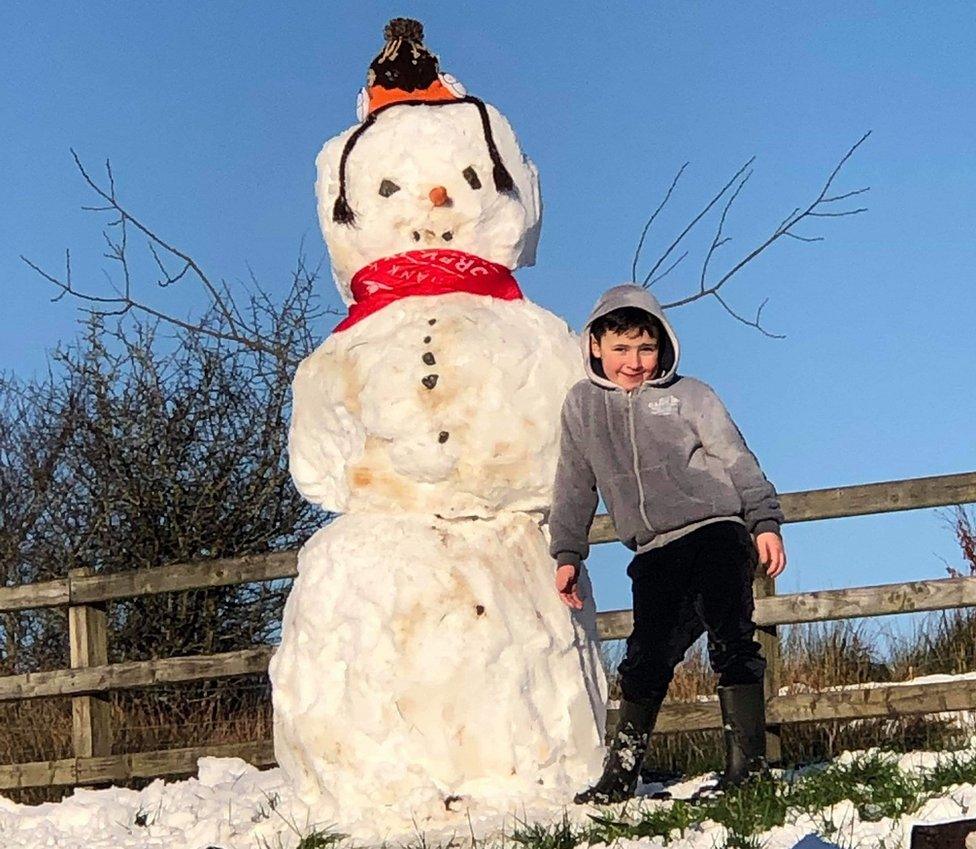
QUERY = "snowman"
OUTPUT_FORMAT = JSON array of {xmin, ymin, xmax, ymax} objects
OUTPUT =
[{"xmin": 269, "ymin": 19, "xmax": 606, "ymax": 828}]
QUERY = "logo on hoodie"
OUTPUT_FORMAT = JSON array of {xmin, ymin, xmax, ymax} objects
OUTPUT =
[{"xmin": 647, "ymin": 396, "xmax": 681, "ymax": 416}]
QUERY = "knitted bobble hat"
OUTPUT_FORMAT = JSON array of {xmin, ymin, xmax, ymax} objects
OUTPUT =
[{"xmin": 332, "ymin": 18, "xmax": 516, "ymax": 225}]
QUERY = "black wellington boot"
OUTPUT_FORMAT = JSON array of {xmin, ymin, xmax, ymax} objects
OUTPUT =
[
  {"xmin": 574, "ymin": 697, "xmax": 663, "ymax": 805},
  {"xmin": 716, "ymin": 682, "xmax": 768, "ymax": 789}
]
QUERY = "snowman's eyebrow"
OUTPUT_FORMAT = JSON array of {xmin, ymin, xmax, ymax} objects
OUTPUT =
[{"xmin": 462, "ymin": 166, "xmax": 482, "ymax": 190}]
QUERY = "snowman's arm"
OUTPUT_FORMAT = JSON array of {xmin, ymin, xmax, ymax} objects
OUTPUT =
[{"xmin": 288, "ymin": 345, "xmax": 364, "ymax": 513}]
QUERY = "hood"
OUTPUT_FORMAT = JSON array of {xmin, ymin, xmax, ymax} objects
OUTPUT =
[{"xmin": 582, "ymin": 284, "xmax": 681, "ymax": 390}]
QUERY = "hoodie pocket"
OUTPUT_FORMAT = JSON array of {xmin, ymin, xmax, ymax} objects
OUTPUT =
[
  {"xmin": 603, "ymin": 472, "xmax": 651, "ymax": 538},
  {"xmin": 640, "ymin": 465, "xmax": 731, "ymax": 533}
]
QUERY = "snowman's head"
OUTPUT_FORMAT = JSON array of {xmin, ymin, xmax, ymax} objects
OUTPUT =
[{"xmin": 316, "ymin": 99, "xmax": 542, "ymax": 303}]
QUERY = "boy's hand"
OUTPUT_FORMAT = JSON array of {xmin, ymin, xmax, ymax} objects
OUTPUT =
[
  {"xmin": 555, "ymin": 563, "xmax": 584, "ymax": 609},
  {"xmin": 755, "ymin": 532, "xmax": 787, "ymax": 578}
]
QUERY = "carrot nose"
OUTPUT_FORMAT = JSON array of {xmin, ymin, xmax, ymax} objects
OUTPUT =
[{"xmin": 429, "ymin": 186, "xmax": 449, "ymax": 207}]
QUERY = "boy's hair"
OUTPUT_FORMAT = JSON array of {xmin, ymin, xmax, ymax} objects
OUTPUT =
[{"xmin": 590, "ymin": 307, "xmax": 663, "ymax": 342}]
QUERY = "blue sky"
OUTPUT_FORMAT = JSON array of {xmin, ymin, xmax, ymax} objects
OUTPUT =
[{"xmin": 2, "ymin": 2, "xmax": 974, "ymax": 631}]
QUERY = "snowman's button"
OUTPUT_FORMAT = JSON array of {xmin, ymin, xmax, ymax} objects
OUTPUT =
[
  {"xmin": 475, "ymin": 605, "xmax": 485, "ymax": 616},
  {"xmin": 438, "ymin": 431, "xmax": 449, "ymax": 443},
  {"xmin": 422, "ymin": 352, "xmax": 436, "ymax": 366},
  {"xmin": 428, "ymin": 318, "xmax": 436, "ymax": 325},
  {"xmin": 422, "ymin": 374, "xmax": 439, "ymax": 389},
  {"xmin": 423, "ymin": 335, "xmax": 431, "ymax": 343}
]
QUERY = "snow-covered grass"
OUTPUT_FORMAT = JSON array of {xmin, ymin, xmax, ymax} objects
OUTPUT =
[
  {"xmin": 524, "ymin": 747, "xmax": 976, "ymax": 848},
  {"xmin": 4, "ymin": 740, "xmax": 976, "ymax": 848}
]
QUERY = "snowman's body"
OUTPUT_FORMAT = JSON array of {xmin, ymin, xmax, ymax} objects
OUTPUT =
[
  {"xmin": 289, "ymin": 292, "xmax": 584, "ymax": 516},
  {"xmin": 272, "ymin": 512, "xmax": 606, "ymax": 818},
  {"xmin": 269, "ymin": 83, "xmax": 607, "ymax": 826}
]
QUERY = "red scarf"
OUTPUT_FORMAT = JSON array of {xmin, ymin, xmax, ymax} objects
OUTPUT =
[{"xmin": 334, "ymin": 249, "xmax": 524, "ymax": 332}]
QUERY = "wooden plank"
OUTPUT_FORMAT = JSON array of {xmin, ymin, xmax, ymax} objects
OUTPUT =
[
  {"xmin": 1, "ymin": 471, "xmax": 971, "ymax": 612},
  {"xmin": 0, "ymin": 741, "xmax": 278, "ymax": 790},
  {"xmin": 596, "ymin": 576, "xmax": 976, "ymax": 639},
  {"xmin": 753, "ymin": 572, "xmax": 782, "ymax": 764},
  {"xmin": 778, "ymin": 471, "xmax": 976, "ymax": 524},
  {"xmin": 608, "ymin": 701, "xmax": 723, "ymax": 733},
  {"xmin": 0, "ymin": 578, "xmax": 69, "ymax": 614},
  {"xmin": 588, "ymin": 470, "xmax": 976, "ymax": 544},
  {"xmin": 0, "ymin": 647, "xmax": 274, "ymax": 702},
  {"xmin": 611, "ymin": 676, "xmax": 976, "ymax": 735},
  {"xmin": 596, "ymin": 608, "xmax": 633, "ymax": 641},
  {"xmin": 768, "ymin": 677, "xmax": 976, "ymax": 725},
  {"xmin": 76, "ymin": 740, "xmax": 277, "ymax": 785},
  {"xmin": 68, "ymin": 568, "xmax": 111, "ymax": 760},
  {"xmin": 0, "ymin": 758, "xmax": 76, "ymax": 790},
  {"xmin": 69, "ymin": 550, "xmax": 298, "ymax": 605},
  {"xmin": 6, "ymin": 676, "xmax": 976, "ymax": 789},
  {"xmin": 126, "ymin": 739, "xmax": 276, "ymax": 780},
  {"xmin": 754, "ymin": 575, "xmax": 976, "ymax": 627}
]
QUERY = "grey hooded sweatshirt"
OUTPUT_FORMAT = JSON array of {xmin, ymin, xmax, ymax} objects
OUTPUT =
[{"xmin": 549, "ymin": 284, "xmax": 783, "ymax": 567}]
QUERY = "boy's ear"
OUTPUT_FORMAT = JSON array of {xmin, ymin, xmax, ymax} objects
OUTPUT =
[{"xmin": 589, "ymin": 334, "xmax": 602, "ymax": 359}]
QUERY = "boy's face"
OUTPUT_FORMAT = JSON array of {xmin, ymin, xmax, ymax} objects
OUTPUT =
[{"xmin": 590, "ymin": 327, "xmax": 660, "ymax": 391}]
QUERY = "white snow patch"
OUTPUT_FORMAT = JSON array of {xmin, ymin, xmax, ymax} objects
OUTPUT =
[{"xmin": 6, "ymin": 740, "xmax": 976, "ymax": 848}]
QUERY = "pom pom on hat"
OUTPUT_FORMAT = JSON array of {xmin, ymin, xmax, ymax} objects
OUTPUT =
[{"xmin": 365, "ymin": 17, "xmax": 456, "ymax": 113}]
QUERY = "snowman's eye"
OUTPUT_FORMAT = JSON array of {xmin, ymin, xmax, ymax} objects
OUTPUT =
[
  {"xmin": 462, "ymin": 166, "xmax": 482, "ymax": 190},
  {"xmin": 378, "ymin": 179, "xmax": 400, "ymax": 198}
]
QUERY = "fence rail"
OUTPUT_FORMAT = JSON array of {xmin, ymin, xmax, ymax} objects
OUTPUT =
[{"xmin": 1, "ymin": 470, "xmax": 974, "ymax": 791}]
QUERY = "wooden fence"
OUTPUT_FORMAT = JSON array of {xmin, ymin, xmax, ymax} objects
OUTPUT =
[{"xmin": 1, "ymin": 470, "xmax": 975, "ymax": 791}]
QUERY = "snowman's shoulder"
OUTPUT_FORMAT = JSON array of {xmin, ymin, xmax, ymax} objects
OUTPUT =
[
  {"xmin": 297, "ymin": 326, "xmax": 360, "ymax": 366},
  {"xmin": 562, "ymin": 378, "xmax": 599, "ymax": 408},
  {"xmin": 510, "ymin": 298, "xmax": 576, "ymax": 330},
  {"xmin": 291, "ymin": 334, "xmax": 356, "ymax": 400}
]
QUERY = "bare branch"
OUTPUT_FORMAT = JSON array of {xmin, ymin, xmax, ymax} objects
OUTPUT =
[
  {"xmin": 699, "ymin": 170, "xmax": 752, "ymax": 294},
  {"xmin": 632, "ymin": 163, "xmax": 688, "ymax": 282},
  {"xmin": 712, "ymin": 293, "xmax": 785, "ymax": 339},
  {"xmin": 641, "ymin": 157, "xmax": 756, "ymax": 287},
  {"xmin": 23, "ymin": 152, "xmax": 341, "ymax": 367},
  {"xmin": 646, "ymin": 250, "xmax": 689, "ymax": 288},
  {"xmin": 821, "ymin": 187, "xmax": 871, "ymax": 204},
  {"xmin": 68, "ymin": 150, "xmax": 246, "ymax": 336},
  {"xmin": 660, "ymin": 131, "xmax": 872, "ymax": 333}
]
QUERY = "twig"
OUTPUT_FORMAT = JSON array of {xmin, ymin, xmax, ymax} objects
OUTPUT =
[{"xmin": 632, "ymin": 162, "xmax": 688, "ymax": 281}]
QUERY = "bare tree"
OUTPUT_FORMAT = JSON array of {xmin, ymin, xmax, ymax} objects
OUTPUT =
[{"xmin": 0, "ymin": 300, "xmax": 324, "ymax": 674}]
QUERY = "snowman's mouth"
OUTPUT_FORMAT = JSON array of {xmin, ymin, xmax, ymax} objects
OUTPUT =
[{"xmin": 411, "ymin": 229, "xmax": 454, "ymax": 243}]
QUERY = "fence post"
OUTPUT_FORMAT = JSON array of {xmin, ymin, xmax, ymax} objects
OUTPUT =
[
  {"xmin": 753, "ymin": 572, "xmax": 782, "ymax": 765},
  {"xmin": 68, "ymin": 567, "xmax": 111, "ymax": 759}
]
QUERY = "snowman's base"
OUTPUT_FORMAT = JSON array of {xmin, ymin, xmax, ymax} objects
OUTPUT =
[{"xmin": 269, "ymin": 511, "xmax": 607, "ymax": 830}]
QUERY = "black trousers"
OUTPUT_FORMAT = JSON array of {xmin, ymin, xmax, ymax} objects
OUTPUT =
[{"xmin": 617, "ymin": 520, "xmax": 766, "ymax": 703}]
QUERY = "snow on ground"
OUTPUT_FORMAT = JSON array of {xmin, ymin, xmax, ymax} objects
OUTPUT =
[
  {"xmin": 3, "ymin": 745, "xmax": 976, "ymax": 849},
  {"xmin": 5, "ymin": 675, "xmax": 976, "ymax": 849}
]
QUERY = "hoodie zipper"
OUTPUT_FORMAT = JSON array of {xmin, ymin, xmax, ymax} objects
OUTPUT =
[{"xmin": 627, "ymin": 392, "xmax": 654, "ymax": 533}]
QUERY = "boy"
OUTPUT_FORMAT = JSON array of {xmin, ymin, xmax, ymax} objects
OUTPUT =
[{"xmin": 549, "ymin": 284, "xmax": 787, "ymax": 804}]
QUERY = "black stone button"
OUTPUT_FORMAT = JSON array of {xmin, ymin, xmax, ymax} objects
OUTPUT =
[
  {"xmin": 428, "ymin": 318, "xmax": 436, "ymax": 325},
  {"xmin": 475, "ymin": 604, "xmax": 485, "ymax": 616},
  {"xmin": 423, "ymin": 336, "xmax": 431, "ymax": 343},
  {"xmin": 422, "ymin": 374, "xmax": 439, "ymax": 389},
  {"xmin": 438, "ymin": 431, "xmax": 449, "ymax": 443},
  {"xmin": 422, "ymin": 352, "xmax": 436, "ymax": 366}
]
